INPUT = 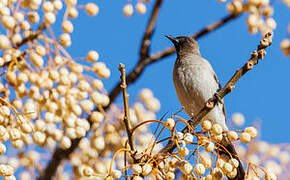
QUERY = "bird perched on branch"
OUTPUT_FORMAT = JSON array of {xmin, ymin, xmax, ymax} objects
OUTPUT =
[{"xmin": 166, "ymin": 35, "xmax": 245, "ymax": 180}]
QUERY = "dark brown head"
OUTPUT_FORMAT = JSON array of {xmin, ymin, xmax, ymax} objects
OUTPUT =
[{"xmin": 165, "ymin": 35, "xmax": 200, "ymax": 57}]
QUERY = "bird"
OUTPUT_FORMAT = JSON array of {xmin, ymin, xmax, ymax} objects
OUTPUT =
[{"xmin": 165, "ymin": 35, "xmax": 245, "ymax": 180}]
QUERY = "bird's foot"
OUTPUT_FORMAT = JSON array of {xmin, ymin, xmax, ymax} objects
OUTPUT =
[{"xmin": 214, "ymin": 92, "xmax": 222, "ymax": 104}]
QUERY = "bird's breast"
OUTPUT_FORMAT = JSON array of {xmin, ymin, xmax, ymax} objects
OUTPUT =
[{"xmin": 173, "ymin": 58, "xmax": 219, "ymax": 117}]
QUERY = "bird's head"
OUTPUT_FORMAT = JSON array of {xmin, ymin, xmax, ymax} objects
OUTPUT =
[{"xmin": 165, "ymin": 35, "xmax": 200, "ymax": 57}]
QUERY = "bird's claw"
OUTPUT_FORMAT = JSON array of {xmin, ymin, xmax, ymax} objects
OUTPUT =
[{"xmin": 214, "ymin": 93, "xmax": 222, "ymax": 104}]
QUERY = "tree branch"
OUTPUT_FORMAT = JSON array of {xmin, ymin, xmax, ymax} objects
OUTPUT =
[
  {"xmin": 160, "ymin": 32, "xmax": 273, "ymax": 154},
  {"xmin": 119, "ymin": 63, "xmax": 135, "ymax": 152},
  {"xmin": 139, "ymin": 0, "xmax": 163, "ymax": 59}
]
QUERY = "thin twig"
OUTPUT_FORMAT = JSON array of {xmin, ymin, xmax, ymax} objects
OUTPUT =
[
  {"xmin": 160, "ymin": 32, "xmax": 273, "ymax": 154},
  {"xmin": 139, "ymin": 0, "xmax": 163, "ymax": 59},
  {"xmin": 16, "ymin": 23, "xmax": 47, "ymax": 48},
  {"xmin": 119, "ymin": 63, "xmax": 135, "ymax": 152}
]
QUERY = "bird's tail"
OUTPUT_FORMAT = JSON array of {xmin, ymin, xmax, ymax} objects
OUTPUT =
[{"xmin": 218, "ymin": 137, "xmax": 245, "ymax": 180}]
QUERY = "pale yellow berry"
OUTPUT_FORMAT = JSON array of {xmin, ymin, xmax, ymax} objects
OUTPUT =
[
  {"xmin": 80, "ymin": 100, "xmax": 94, "ymax": 112},
  {"xmin": 227, "ymin": 131, "xmax": 238, "ymax": 141},
  {"xmin": 53, "ymin": 0, "xmax": 63, "ymax": 10},
  {"xmin": 263, "ymin": 6, "xmax": 273, "ymax": 17},
  {"xmin": 87, "ymin": 50, "xmax": 99, "ymax": 62},
  {"xmin": 2, "ymin": 15, "xmax": 15, "ymax": 29},
  {"xmin": 91, "ymin": 111, "xmax": 104, "ymax": 123},
  {"xmin": 85, "ymin": 3, "xmax": 99, "ymax": 16},
  {"xmin": 132, "ymin": 176, "xmax": 142, "ymax": 180},
  {"xmin": 227, "ymin": 168, "xmax": 237, "ymax": 179},
  {"xmin": 248, "ymin": 0, "xmax": 260, "ymax": 6},
  {"xmin": 0, "ymin": 7, "xmax": 10, "ymax": 16},
  {"xmin": 123, "ymin": 4, "xmax": 133, "ymax": 17},
  {"xmin": 14, "ymin": 12, "xmax": 24, "ymax": 22},
  {"xmin": 142, "ymin": 163, "xmax": 152, "ymax": 176},
  {"xmin": 260, "ymin": 0, "xmax": 270, "ymax": 6},
  {"xmin": 200, "ymin": 154, "xmax": 212, "ymax": 169},
  {"xmin": 166, "ymin": 171, "xmax": 175, "ymax": 180},
  {"xmin": 33, "ymin": 131, "xmax": 46, "ymax": 145},
  {"xmin": 205, "ymin": 141, "xmax": 215, "ymax": 152},
  {"xmin": 0, "ymin": 106, "xmax": 10, "ymax": 117},
  {"xmin": 266, "ymin": 18, "xmax": 277, "ymax": 30},
  {"xmin": 222, "ymin": 162, "xmax": 233, "ymax": 173},
  {"xmin": 20, "ymin": 21, "xmax": 31, "ymax": 31},
  {"xmin": 244, "ymin": 126, "xmax": 258, "ymax": 138},
  {"xmin": 92, "ymin": 79, "xmax": 103, "ymax": 90},
  {"xmin": 179, "ymin": 161, "xmax": 193, "ymax": 175},
  {"xmin": 30, "ymin": 52, "xmax": 44, "ymax": 67},
  {"xmin": 11, "ymin": 33, "xmax": 22, "ymax": 45},
  {"xmin": 132, "ymin": 164, "xmax": 142, "ymax": 174},
  {"xmin": 35, "ymin": 45, "xmax": 46, "ymax": 56},
  {"xmin": 229, "ymin": 158, "xmax": 239, "ymax": 168},
  {"xmin": 60, "ymin": 136, "xmax": 71, "ymax": 149},
  {"xmin": 12, "ymin": 139, "xmax": 24, "ymax": 148},
  {"xmin": 231, "ymin": 113, "xmax": 245, "ymax": 126},
  {"xmin": 240, "ymin": 132, "xmax": 251, "ymax": 143},
  {"xmin": 205, "ymin": 174, "xmax": 213, "ymax": 180},
  {"xmin": 27, "ymin": 12, "xmax": 40, "ymax": 24},
  {"xmin": 194, "ymin": 163, "xmax": 205, "ymax": 176},
  {"xmin": 0, "ymin": 35, "xmax": 10, "ymax": 49},
  {"xmin": 62, "ymin": 20, "xmax": 74, "ymax": 33},
  {"xmin": 136, "ymin": 2, "xmax": 146, "ymax": 14},
  {"xmin": 92, "ymin": 136, "xmax": 105, "ymax": 150},
  {"xmin": 0, "ymin": 164, "xmax": 14, "ymax": 176},
  {"xmin": 83, "ymin": 166, "xmax": 94, "ymax": 177},
  {"xmin": 179, "ymin": 147, "xmax": 189, "ymax": 158},
  {"xmin": 212, "ymin": 167, "xmax": 223, "ymax": 179},
  {"xmin": 78, "ymin": 80, "xmax": 91, "ymax": 91},
  {"xmin": 165, "ymin": 118, "xmax": 175, "ymax": 130},
  {"xmin": 247, "ymin": 14, "xmax": 259, "ymax": 27},
  {"xmin": 202, "ymin": 120, "xmax": 212, "ymax": 131},
  {"xmin": 9, "ymin": 128, "xmax": 21, "ymax": 140},
  {"xmin": 67, "ymin": 7, "xmax": 78, "ymax": 18},
  {"xmin": 145, "ymin": 97, "xmax": 160, "ymax": 111},
  {"xmin": 44, "ymin": 12, "xmax": 56, "ymax": 24},
  {"xmin": 97, "ymin": 68, "xmax": 111, "ymax": 79},
  {"xmin": 0, "ymin": 142, "xmax": 6, "ymax": 155},
  {"xmin": 42, "ymin": 1, "xmax": 54, "ymax": 12},
  {"xmin": 65, "ymin": 0, "xmax": 77, "ymax": 6},
  {"xmin": 59, "ymin": 33, "xmax": 71, "ymax": 47},
  {"xmin": 183, "ymin": 133, "xmax": 193, "ymax": 144},
  {"xmin": 212, "ymin": 123, "xmax": 223, "ymax": 135}
]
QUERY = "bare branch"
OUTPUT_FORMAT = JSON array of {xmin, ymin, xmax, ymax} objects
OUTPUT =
[
  {"xmin": 160, "ymin": 32, "xmax": 273, "ymax": 154},
  {"xmin": 15, "ymin": 23, "xmax": 47, "ymax": 48},
  {"xmin": 3, "ymin": 23, "xmax": 47, "ymax": 68},
  {"xmin": 139, "ymin": 0, "xmax": 163, "ymax": 59},
  {"xmin": 119, "ymin": 63, "xmax": 135, "ymax": 152}
]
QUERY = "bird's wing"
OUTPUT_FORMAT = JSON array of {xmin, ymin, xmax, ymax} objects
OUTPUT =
[{"xmin": 213, "ymin": 72, "xmax": 227, "ymax": 122}]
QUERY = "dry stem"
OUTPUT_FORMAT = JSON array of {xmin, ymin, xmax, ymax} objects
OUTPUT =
[{"xmin": 119, "ymin": 63, "xmax": 135, "ymax": 152}]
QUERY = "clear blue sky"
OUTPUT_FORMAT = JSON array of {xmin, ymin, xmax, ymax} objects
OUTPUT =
[{"xmin": 68, "ymin": 1, "xmax": 290, "ymax": 143}]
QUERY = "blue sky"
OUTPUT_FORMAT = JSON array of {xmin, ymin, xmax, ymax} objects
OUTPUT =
[{"xmin": 67, "ymin": 1, "xmax": 290, "ymax": 143}]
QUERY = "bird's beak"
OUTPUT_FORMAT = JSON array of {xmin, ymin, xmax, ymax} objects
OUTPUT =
[{"xmin": 165, "ymin": 35, "xmax": 178, "ymax": 45}]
